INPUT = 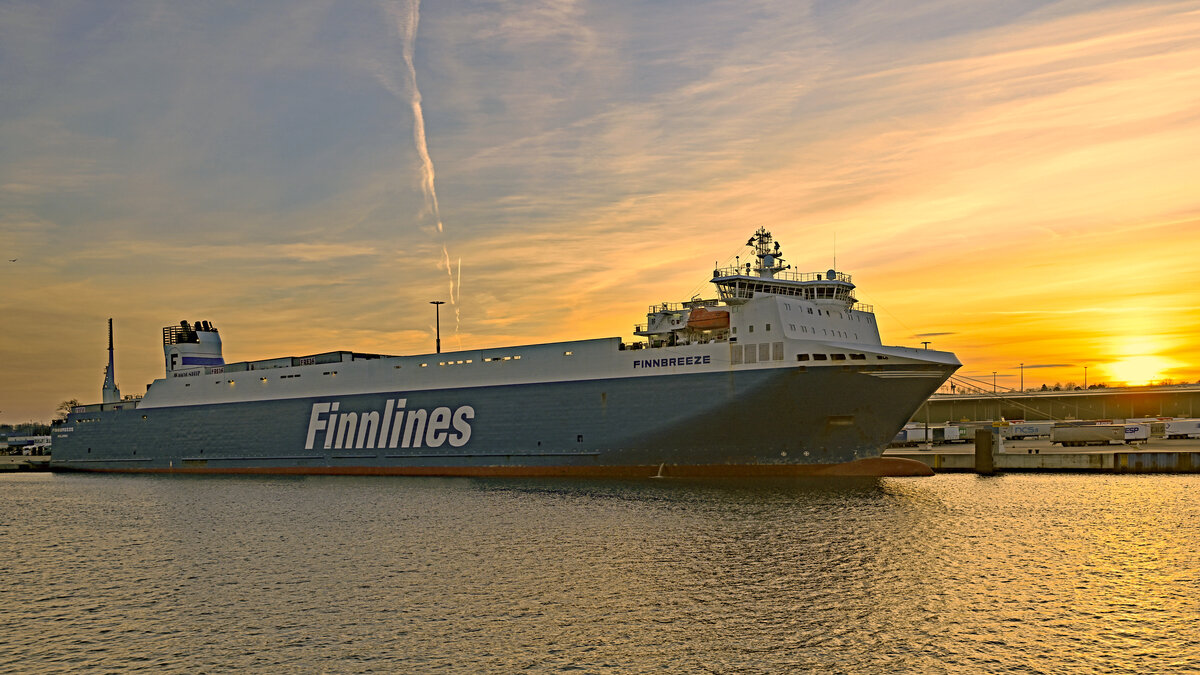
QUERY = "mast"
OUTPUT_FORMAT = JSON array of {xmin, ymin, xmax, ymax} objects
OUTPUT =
[{"xmin": 102, "ymin": 318, "xmax": 122, "ymax": 403}]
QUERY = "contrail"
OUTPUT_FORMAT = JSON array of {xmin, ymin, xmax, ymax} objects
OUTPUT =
[{"xmin": 392, "ymin": 0, "xmax": 460, "ymax": 342}]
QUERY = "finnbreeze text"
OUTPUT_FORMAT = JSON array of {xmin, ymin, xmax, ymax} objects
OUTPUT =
[
  {"xmin": 632, "ymin": 355, "xmax": 712, "ymax": 369},
  {"xmin": 305, "ymin": 399, "xmax": 474, "ymax": 450}
]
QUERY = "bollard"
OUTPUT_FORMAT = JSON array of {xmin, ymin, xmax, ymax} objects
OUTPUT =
[{"xmin": 975, "ymin": 429, "xmax": 994, "ymax": 475}]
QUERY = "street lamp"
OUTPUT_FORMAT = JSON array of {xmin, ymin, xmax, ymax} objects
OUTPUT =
[
  {"xmin": 1084, "ymin": 365, "xmax": 1088, "ymax": 389},
  {"xmin": 1020, "ymin": 363, "xmax": 1024, "ymax": 392},
  {"xmin": 430, "ymin": 301, "xmax": 445, "ymax": 354},
  {"xmin": 921, "ymin": 341, "xmax": 930, "ymax": 350},
  {"xmin": 993, "ymin": 371, "xmax": 997, "ymax": 393}
]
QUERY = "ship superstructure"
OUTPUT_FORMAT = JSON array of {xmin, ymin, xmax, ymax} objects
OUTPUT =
[{"xmin": 52, "ymin": 229, "xmax": 959, "ymax": 477}]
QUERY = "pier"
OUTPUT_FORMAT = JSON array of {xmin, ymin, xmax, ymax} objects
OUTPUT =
[
  {"xmin": 0, "ymin": 455, "xmax": 51, "ymax": 472},
  {"xmin": 886, "ymin": 437, "xmax": 1200, "ymax": 474},
  {"xmin": 893, "ymin": 384, "xmax": 1200, "ymax": 473},
  {"xmin": 922, "ymin": 383, "xmax": 1200, "ymax": 422}
]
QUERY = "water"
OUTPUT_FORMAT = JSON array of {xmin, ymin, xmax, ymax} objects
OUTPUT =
[{"xmin": 1, "ymin": 473, "xmax": 1196, "ymax": 673}]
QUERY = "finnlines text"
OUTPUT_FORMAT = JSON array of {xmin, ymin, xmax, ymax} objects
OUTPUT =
[{"xmin": 305, "ymin": 399, "xmax": 474, "ymax": 450}]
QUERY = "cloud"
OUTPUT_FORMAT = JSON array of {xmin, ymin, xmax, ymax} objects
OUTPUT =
[{"xmin": 3, "ymin": 0, "xmax": 1200, "ymax": 420}]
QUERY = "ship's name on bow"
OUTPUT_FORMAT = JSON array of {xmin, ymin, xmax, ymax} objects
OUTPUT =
[{"xmin": 633, "ymin": 355, "xmax": 711, "ymax": 369}]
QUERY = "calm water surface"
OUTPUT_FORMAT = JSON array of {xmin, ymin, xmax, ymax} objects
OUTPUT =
[{"xmin": 0, "ymin": 473, "xmax": 1196, "ymax": 673}]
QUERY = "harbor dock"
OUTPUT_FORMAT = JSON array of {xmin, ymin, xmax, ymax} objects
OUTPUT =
[
  {"xmin": 0, "ymin": 455, "xmax": 51, "ymax": 472},
  {"xmin": 886, "ymin": 437, "xmax": 1200, "ymax": 474}
]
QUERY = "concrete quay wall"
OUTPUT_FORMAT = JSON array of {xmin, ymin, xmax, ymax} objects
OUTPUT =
[
  {"xmin": 918, "ymin": 385, "xmax": 1200, "ymax": 424},
  {"xmin": 887, "ymin": 438, "xmax": 1200, "ymax": 474}
]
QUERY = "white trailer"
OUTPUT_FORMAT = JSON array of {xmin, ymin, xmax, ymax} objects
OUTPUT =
[
  {"xmin": 1051, "ymin": 425, "xmax": 1125, "ymax": 447},
  {"xmin": 891, "ymin": 426, "xmax": 960, "ymax": 446},
  {"xmin": 1003, "ymin": 421, "xmax": 1053, "ymax": 439},
  {"xmin": 1164, "ymin": 419, "xmax": 1200, "ymax": 439},
  {"xmin": 1123, "ymin": 424, "xmax": 1150, "ymax": 443}
]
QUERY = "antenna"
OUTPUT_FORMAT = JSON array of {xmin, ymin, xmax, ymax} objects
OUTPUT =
[
  {"xmin": 102, "ymin": 317, "xmax": 121, "ymax": 403},
  {"xmin": 833, "ymin": 230, "xmax": 837, "ymax": 270}
]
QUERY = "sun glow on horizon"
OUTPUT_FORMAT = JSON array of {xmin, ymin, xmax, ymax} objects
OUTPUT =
[
  {"xmin": 1100, "ymin": 336, "xmax": 1179, "ymax": 386},
  {"xmin": 1103, "ymin": 355, "xmax": 1177, "ymax": 387}
]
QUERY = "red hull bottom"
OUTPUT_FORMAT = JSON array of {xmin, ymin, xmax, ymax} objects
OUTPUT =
[{"xmin": 58, "ymin": 457, "xmax": 933, "ymax": 478}]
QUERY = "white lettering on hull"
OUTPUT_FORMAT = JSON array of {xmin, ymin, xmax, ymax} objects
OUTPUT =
[{"xmin": 305, "ymin": 400, "xmax": 474, "ymax": 450}]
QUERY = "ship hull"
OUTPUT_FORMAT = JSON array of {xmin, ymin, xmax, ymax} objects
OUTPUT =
[{"xmin": 52, "ymin": 364, "xmax": 953, "ymax": 477}]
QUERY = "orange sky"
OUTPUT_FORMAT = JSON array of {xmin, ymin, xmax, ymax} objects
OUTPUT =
[{"xmin": 3, "ymin": 1, "xmax": 1200, "ymax": 423}]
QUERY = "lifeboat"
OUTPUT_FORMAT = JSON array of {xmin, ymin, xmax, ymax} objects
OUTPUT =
[{"xmin": 686, "ymin": 307, "xmax": 730, "ymax": 331}]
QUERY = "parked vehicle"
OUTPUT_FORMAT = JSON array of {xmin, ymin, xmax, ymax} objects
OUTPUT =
[
  {"xmin": 1164, "ymin": 419, "xmax": 1200, "ymax": 439},
  {"xmin": 1123, "ymin": 423, "xmax": 1150, "ymax": 443},
  {"xmin": 1051, "ymin": 424, "xmax": 1124, "ymax": 447}
]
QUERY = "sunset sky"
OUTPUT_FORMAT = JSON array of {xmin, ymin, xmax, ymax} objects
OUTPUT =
[{"xmin": 3, "ymin": 0, "xmax": 1200, "ymax": 423}]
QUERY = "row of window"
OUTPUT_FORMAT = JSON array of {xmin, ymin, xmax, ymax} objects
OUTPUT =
[
  {"xmin": 797, "ymin": 353, "xmax": 889, "ymax": 362},
  {"xmin": 718, "ymin": 281, "xmax": 852, "ymax": 300},
  {"xmin": 786, "ymin": 324, "xmax": 858, "ymax": 340},
  {"xmin": 184, "ymin": 354, "xmax": 540, "ymax": 387},
  {"xmin": 782, "ymin": 302, "xmax": 873, "ymax": 324},
  {"xmin": 730, "ymin": 342, "xmax": 785, "ymax": 365}
]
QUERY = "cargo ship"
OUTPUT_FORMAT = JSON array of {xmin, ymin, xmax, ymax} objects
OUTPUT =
[{"xmin": 51, "ymin": 229, "xmax": 959, "ymax": 477}]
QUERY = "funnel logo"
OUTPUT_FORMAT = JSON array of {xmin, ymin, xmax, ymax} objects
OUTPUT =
[{"xmin": 305, "ymin": 399, "xmax": 473, "ymax": 450}]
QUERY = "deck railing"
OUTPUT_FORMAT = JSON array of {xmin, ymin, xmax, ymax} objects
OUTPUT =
[{"xmin": 713, "ymin": 266, "xmax": 852, "ymax": 284}]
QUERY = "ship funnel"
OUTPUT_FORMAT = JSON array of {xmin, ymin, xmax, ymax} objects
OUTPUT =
[{"xmin": 162, "ymin": 320, "xmax": 224, "ymax": 375}]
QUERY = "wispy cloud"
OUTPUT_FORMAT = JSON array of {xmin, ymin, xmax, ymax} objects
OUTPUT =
[{"xmin": 3, "ymin": 0, "xmax": 1200, "ymax": 419}]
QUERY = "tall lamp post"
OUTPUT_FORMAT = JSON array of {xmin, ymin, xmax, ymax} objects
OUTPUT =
[
  {"xmin": 1084, "ymin": 365, "xmax": 1088, "ymax": 389},
  {"xmin": 1020, "ymin": 363, "xmax": 1024, "ymax": 392},
  {"xmin": 430, "ymin": 301, "xmax": 445, "ymax": 354}
]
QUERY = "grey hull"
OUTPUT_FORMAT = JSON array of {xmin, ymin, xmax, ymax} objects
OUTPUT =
[{"xmin": 52, "ymin": 364, "xmax": 954, "ymax": 476}]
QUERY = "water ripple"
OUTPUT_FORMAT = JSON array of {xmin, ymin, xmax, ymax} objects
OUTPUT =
[{"xmin": 0, "ymin": 473, "xmax": 1196, "ymax": 673}]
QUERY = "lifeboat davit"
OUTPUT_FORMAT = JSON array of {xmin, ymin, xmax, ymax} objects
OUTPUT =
[{"xmin": 686, "ymin": 307, "xmax": 730, "ymax": 331}]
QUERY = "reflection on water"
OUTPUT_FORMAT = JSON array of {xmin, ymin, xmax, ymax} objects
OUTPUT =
[{"xmin": 1, "ymin": 473, "xmax": 1196, "ymax": 673}]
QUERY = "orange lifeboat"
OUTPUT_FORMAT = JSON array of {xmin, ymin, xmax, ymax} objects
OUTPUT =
[{"xmin": 686, "ymin": 307, "xmax": 730, "ymax": 331}]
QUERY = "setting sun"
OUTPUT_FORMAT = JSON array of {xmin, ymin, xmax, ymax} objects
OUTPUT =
[
  {"xmin": 1105, "ymin": 355, "xmax": 1177, "ymax": 387},
  {"xmin": 1098, "ymin": 336, "xmax": 1180, "ymax": 386}
]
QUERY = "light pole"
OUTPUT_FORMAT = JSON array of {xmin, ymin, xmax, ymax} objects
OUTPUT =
[
  {"xmin": 430, "ymin": 301, "xmax": 445, "ymax": 354},
  {"xmin": 921, "ymin": 341, "xmax": 930, "ymax": 350},
  {"xmin": 1020, "ymin": 363, "xmax": 1024, "ymax": 392},
  {"xmin": 1084, "ymin": 365, "xmax": 1088, "ymax": 389},
  {"xmin": 993, "ymin": 371, "xmax": 997, "ymax": 393}
]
